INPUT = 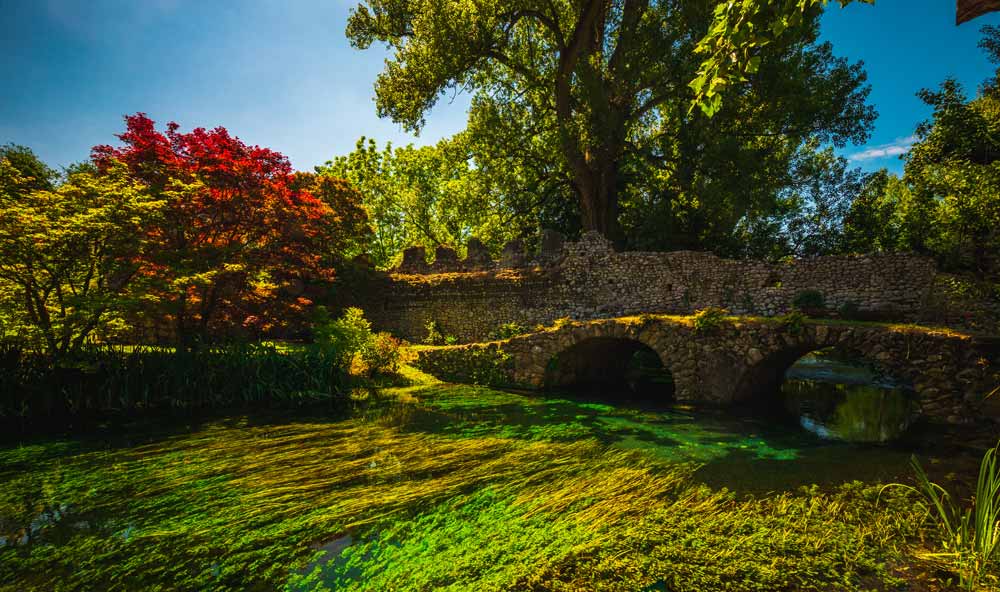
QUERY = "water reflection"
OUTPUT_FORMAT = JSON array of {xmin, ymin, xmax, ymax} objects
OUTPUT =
[{"xmin": 782, "ymin": 352, "xmax": 915, "ymax": 443}]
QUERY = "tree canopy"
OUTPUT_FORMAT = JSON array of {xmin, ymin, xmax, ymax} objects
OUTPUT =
[
  {"xmin": 347, "ymin": 0, "xmax": 874, "ymax": 248},
  {"xmin": 842, "ymin": 26, "xmax": 1000, "ymax": 279},
  {"xmin": 0, "ymin": 156, "xmax": 159, "ymax": 357},
  {"xmin": 92, "ymin": 114, "xmax": 372, "ymax": 346}
]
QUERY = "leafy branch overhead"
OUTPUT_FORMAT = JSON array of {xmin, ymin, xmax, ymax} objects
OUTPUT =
[
  {"xmin": 347, "ymin": 0, "xmax": 875, "ymax": 242},
  {"xmin": 691, "ymin": 1, "xmax": 873, "ymax": 117}
]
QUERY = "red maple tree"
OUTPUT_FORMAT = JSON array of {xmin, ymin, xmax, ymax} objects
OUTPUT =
[{"xmin": 93, "ymin": 113, "xmax": 370, "ymax": 346}]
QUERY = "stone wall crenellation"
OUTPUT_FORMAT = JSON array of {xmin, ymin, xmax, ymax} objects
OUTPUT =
[{"xmin": 367, "ymin": 231, "xmax": 940, "ymax": 343}]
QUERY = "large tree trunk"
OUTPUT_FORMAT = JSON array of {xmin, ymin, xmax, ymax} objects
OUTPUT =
[{"xmin": 577, "ymin": 160, "xmax": 623, "ymax": 243}]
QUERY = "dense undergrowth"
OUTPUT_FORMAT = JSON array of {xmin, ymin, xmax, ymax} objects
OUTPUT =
[
  {"xmin": 0, "ymin": 307, "xmax": 403, "ymax": 436},
  {"xmin": 1, "ymin": 369, "xmax": 996, "ymax": 591}
]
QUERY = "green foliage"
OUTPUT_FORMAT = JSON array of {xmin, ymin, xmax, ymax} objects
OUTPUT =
[
  {"xmin": 347, "ymin": 0, "xmax": 875, "ymax": 243},
  {"xmin": 423, "ymin": 319, "xmax": 445, "ymax": 346},
  {"xmin": 313, "ymin": 306, "xmax": 372, "ymax": 364},
  {"xmin": 792, "ymin": 289, "xmax": 826, "ymax": 311},
  {"xmin": 489, "ymin": 322, "xmax": 530, "ymax": 341},
  {"xmin": 843, "ymin": 27, "xmax": 1000, "ymax": 279},
  {"xmin": 414, "ymin": 344, "xmax": 514, "ymax": 387},
  {"xmin": 0, "ymin": 144, "xmax": 57, "ymax": 191},
  {"xmin": 692, "ymin": 307, "xmax": 730, "ymax": 334},
  {"xmin": 889, "ymin": 443, "xmax": 1000, "ymax": 590},
  {"xmin": 690, "ymin": 0, "xmax": 873, "ymax": 116},
  {"xmin": 359, "ymin": 332, "xmax": 403, "ymax": 378},
  {"xmin": 0, "ymin": 159, "xmax": 161, "ymax": 358},
  {"xmin": 779, "ymin": 310, "xmax": 809, "ymax": 335},
  {"xmin": 312, "ymin": 307, "xmax": 402, "ymax": 379},
  {"xmin": 319, "ymin": 137, "xmax": 497, "ymax": 268},
  {"xmin": 837, "ymin": 300, "xmax": 861, "ymax": 319},
  {"xmin": 0, "ymin": 343, "xmax": 348, "ymax": 431}
]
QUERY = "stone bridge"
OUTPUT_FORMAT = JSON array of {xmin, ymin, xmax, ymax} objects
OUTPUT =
[{"xmin": 414, "ymin": 315, "xmax": 997, "ymax": 424}]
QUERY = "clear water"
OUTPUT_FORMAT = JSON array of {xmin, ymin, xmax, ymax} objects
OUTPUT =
[
  {"xmin": 781, "ymin": 352, "xmax": 915, "ymax": 444},
  {"xmin": 380, "ymin": 382, "xmax": 924, "ymax": 495},
  {"xmin": 1, "ymin": 366, "xmax": 985, "ymax": 590}
]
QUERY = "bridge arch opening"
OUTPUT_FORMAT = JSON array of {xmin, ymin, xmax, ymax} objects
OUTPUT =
[
  {"xmin": 734, "ymin": 346, "xmax": 917, "ymax": 443},
  {"xmin": 543, "ymin": 337, "xmax": 675, "ymax": 401}
]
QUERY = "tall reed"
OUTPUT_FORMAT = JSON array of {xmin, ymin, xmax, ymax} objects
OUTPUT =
[{"xmin": 893, "ymin": 442, "xmax": 1000, "ymax": 590}]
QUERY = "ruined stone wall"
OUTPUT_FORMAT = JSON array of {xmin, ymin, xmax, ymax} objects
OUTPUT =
[{"xmin": 366, "ymin": 232, "xmax": 940, "ymax": 343}]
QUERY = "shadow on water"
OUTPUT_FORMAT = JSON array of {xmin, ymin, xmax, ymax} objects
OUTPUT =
[{"xmin": 375, "ymin": 380, "xmax": 924, "ymax": 496}]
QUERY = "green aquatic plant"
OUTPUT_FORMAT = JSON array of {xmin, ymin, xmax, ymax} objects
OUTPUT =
[
  {"xmin": 0, "ymin": 374, "xmax": 965, "ymax": 591},
  {"xmin": 889, "ymin": 442, "xmax": 1000, "ymax": 590}
]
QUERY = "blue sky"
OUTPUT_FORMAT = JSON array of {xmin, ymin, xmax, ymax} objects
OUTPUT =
[{"xmin": 1, "ymin": 1, "xmax": 998, "ymax": 175}]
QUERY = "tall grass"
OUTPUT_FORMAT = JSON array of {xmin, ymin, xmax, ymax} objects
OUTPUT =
[
  {"xmin": 894, "ymin": 442, "xmax": 1000, "ymax": 590},
  {"xmin": 0, "ymin": 342, "xmax": 349, "ymax": 433}
]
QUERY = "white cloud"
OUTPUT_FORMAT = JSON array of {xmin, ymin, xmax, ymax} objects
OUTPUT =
[{"xmin": 848, "ymin": 135, "xmax": 918, "ymax": 162}]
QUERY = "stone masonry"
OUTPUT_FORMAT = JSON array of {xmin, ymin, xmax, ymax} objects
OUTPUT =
[
  {"xmin": 414, "ymin": 316, "xmax": 997, "ymax": 424},
  {"xmin": 368, "ymin": 232, "xmax": 940, "ymax": 343}
]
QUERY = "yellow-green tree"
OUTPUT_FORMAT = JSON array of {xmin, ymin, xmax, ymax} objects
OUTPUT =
[{"xmin": 0, "ymin": 157, "xmax": 160, "ymax": 357}]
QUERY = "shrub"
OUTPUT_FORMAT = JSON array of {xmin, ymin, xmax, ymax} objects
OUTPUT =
[
  {"xmin": 778, "ymin": 310, "xmax": 808, "ymax": 335},
  {"xmin": 359, "ymin": 332, "xmax": 403, "ymax": 377},
  {"xmin": 490, "ymin": 322, "xmax": 530, "ymax": 340},
  {"xmin": 312, "ymin": 306, "xmax": 372, "ymax": 364},
  {"xmin": 424, "ymin": 320, "xmax": 445, "ymax": 345},
  {"xmin": 312, "ymin": 307, "xmax": 402, "ymax": 378},
  {"xmin": 414, "ymin": 344, "xmax": 514, "ymax": 387},
  {"xmin": 837, "ymin": 300, "xmax": 861, "ymax": 319},
  {"xmin": 692, "ymin": 307, "xmax": 729, "ymax": 333},
  {"xmin": 792, "ymin": 289, "xmax": 826, "ymax": 311},
  {"xmin": 0, "ymin": 342, "xmax": 349, "ymax": 434}
]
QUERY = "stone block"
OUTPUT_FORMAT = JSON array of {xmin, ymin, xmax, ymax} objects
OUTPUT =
[
  {"xmin": 500, "ymin": 239, "xmax": 526, "ymax": 268},
  {"xmin": 539, "ymin": 229, "xmax": 565, "ymax": 259},
  {"xmin": 398, "ymin": 246, "xmax": 428, "ymax": 273},
  {"xmin": 432, "ymin": 245, "xmax": 462, "ymax": 272},
  {"xmin": 464, "ymin": 237, "xmax": 493, "ymax": 270}
]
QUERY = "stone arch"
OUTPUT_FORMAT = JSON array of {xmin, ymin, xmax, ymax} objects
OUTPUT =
[
  {"xmin": 732, "ymin": 328, "xmax": 913, "ymax": 400},
  {"xmin": 536, "ymin": 325, "xmax": 676, "ymax": 399},
  {"xmin": 492, "ymin": 318, "xmax": 989, "ymax": 423}
]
